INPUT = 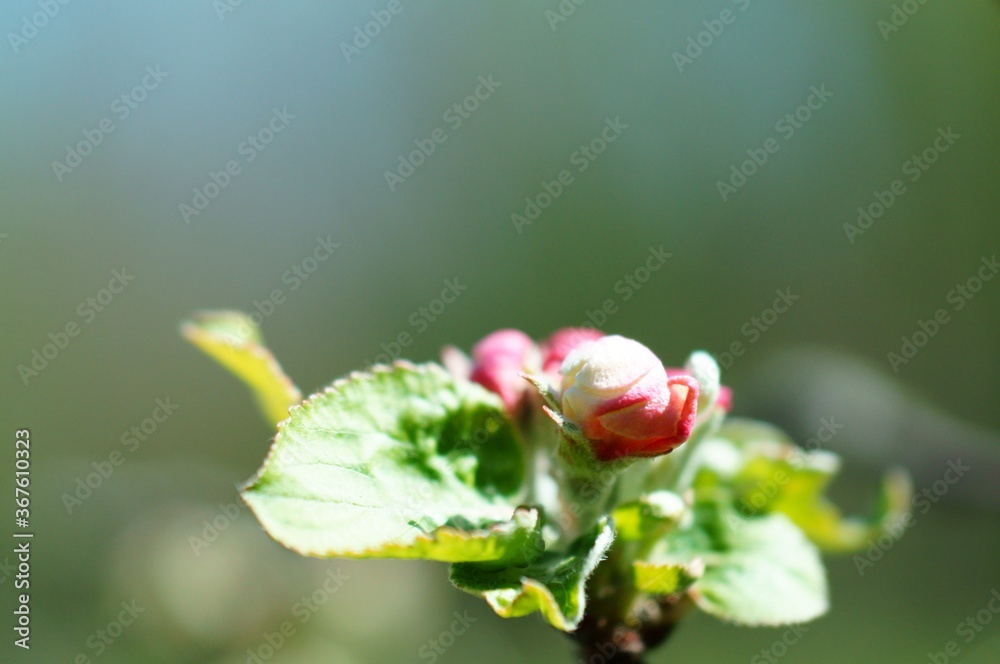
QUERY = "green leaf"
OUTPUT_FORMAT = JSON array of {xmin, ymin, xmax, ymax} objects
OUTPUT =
[
  {"xmin": 633, "ymin": 560, "xmax": 703, "ymax": 596},
  {"xmin": 692, "ymin": 513, "xmax": 827, "ymax": 626},
  {"xmin": 613, "ymin": 491, "xmax": 686, "ymax": 541},
  {"xmin": 699, "ymin": 419, "xmax": 913, "ymax": 553},
  {"xmin": 181, "ymin": 310, "xmax": 301, "ymax": 427},
  {"xmin": 733, "ymin": 448, "xmax": 865, "ymax": 551},
  {"xmin": 450, "ymin": 517, "xmax": 615, "ymax": 631},
  {"xmin": 652, "ymin": 503, "xmax": 828, "ymax": 626},
  {"xmin": 241, "ymin": 362, "xmax": 539, "ymax": 564},
  {"xmin": 373, "ymin": 506, "xmax": 543, "ymax": 566}
]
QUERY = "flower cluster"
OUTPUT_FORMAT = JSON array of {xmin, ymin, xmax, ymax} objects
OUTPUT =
[
  {"xmin": 188, "ymin": 307, "xmax": 911, "ymax": 649},
  {"xmin": 446, "ymin": 328, "xmax": 730, "ymax": 461}
]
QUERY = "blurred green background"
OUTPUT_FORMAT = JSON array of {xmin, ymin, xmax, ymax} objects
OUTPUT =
[{"xmin": 2, "ymin": 1, "xmax": 998, "ymax": 662}]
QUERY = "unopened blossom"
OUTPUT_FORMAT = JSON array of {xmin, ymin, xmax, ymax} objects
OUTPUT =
[
  {"xmin": 540, "ymin": 328, "xmax": 604, "ymax": 387},
  {"xmin": 560, "ymin": 336, "xmax": 699, "ymax": 461},
  {"xmin": 469, "ymin": 329, "xmax": 538, "ymax": 412}
]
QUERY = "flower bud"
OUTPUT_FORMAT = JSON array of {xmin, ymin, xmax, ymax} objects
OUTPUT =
[
  {"xmin": 540, "ymin": 327, "xmax": 604, "ymax": 386},
  {"xmin": 559, "ymin": 335, "xmax": 699, "ymax": 461},
  {"xmin": 682, "ymin": 351, "xmax": 720, "ymax": 413},
  {"xmin": 669, "ymin": 352, "xmax": 732, "ymax": 415},
  {"xmin": 715, "ymin": 385, "xmax": 733, "ymax": 412},
  {"xmin": 469, "ymin": 329, "xmax": 538, "ymax": 411}
]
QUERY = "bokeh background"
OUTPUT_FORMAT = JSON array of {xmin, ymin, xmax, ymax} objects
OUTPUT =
[{"xmin": 2, "ymin": 1, "xmax": 999, "ymax": 662}]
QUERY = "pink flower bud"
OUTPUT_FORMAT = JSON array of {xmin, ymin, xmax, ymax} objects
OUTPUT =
[
  {"xmin": 668, "ymin": 362, "xmax": 732, "ymax": 414},
  {"xmin": 469, "ymin": 329, "xmax": 538, "ymax": 412},
  {"xmin": 715, "ymin": 385, "xmax": 733, "ymax": 412},
  {"xmin": 541, "ymin": 328, "xmax": 604, "ymax": 385},
  {"xmin": 560, "ymin": 336, "xmax": 699, "ymax": 461}
]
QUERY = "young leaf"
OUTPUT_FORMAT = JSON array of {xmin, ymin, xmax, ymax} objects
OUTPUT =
[
  {"xmin": 733, "ymin": 447, "xmax": 860, "ymax": 546},
  {"xmin": 693, "ymin": 513, "xmax": 827, "ymax": 626},
  {"xmin": 181, "ymin": 310, "xmax": 301, "ymax": 426},
  {"xmin": 613, "ymin": 491, "xmax": 686, "ymax": 541},
  {"xmin": 699, "ymin": 419, "xmax": 913, "ymax": 553},
  {"xmin": 450, "ymin": 517, "xmax": 615, "ymax": 631},
  {"xmin": 651, "ymin": 504, "xmax": 828, "ymax": 626},
  {"xmin": 633, "ymin": 559, "xmax": 703, "ymax": 596},
  {"xmin": 241, "ymin": 362, "xmax": 539, "ymax": 564}
]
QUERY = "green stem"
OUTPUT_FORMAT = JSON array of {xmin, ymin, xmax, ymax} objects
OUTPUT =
[
  {"xmin": 553, "ymin": 424, "xmax": 631, "ymax": 540},
  {"xmin": 560, "ymin": 466, "xmax": 618, "ymax": 540},
  {"xmin": 571, "ymin": 542, "xmax": 691, "ymax": 663}
]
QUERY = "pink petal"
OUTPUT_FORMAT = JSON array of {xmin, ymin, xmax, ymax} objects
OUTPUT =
[{"xmin": 541, "ymin": 327, "xmax": 604, "ymax": 373}]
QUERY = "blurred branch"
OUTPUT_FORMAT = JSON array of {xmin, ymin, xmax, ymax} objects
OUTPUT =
[{"xmin": 740, "ymin": 347, "xmax": 1000, "ymax": 512}]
